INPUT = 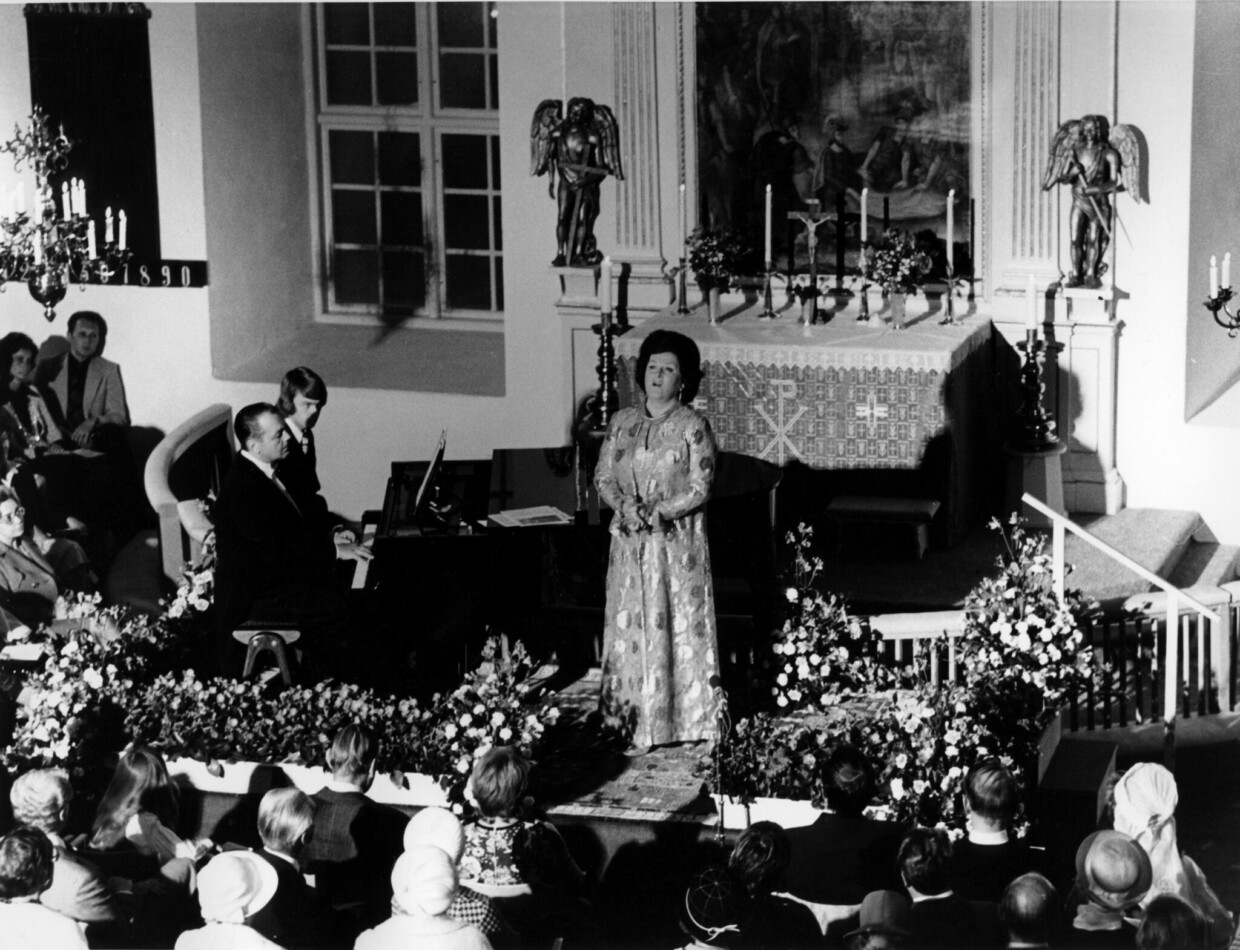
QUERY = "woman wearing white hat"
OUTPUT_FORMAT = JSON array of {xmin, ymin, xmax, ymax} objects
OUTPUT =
[{"xmin": 174, "ymin": 851, "xmax": 281, "ymax": 949}]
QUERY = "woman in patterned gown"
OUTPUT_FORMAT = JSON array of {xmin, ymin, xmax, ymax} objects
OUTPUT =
[{"xmin": 596, "ymin": 329, "xmax": 718, "ymax": 754}]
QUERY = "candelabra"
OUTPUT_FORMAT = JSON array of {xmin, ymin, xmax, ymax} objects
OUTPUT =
[
  {"xmin": 1204, "ymin": 286, "xmax": 1240, "ymax": 337},
  {"xmin": 0, "ymin": 107, "xmax": 130, "ymax": 321},
  {"xmin": 1012, "ymin": 330, "xmax": 1059, "ymax": 452},
  {"xmin": 586, "ymin": 308, "xmax": 625, "ymax": 435},
  {"xmin": 676, "ymin": 257, "xmax": 690, "ymax": 315}
]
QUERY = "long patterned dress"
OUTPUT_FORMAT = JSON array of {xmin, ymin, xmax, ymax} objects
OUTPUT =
[{"xmin": 595, "ymin": 402, "xmax": 719, "ymax": 747}]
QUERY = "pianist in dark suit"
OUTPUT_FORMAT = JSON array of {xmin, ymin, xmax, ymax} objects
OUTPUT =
[{"xmin": 211, "ymin": 403, "xmax": 370, "ymax": 674}]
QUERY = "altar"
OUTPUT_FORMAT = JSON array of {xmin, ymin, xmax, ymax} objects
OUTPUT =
[{"xmin": 615, "ymin": 301, "xmax": 997, "ymax": 546}]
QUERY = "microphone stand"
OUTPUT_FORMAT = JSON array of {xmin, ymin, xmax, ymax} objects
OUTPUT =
[{"xmin": 711, "ymin": 676, "xmax": 731, "ymax": 846}]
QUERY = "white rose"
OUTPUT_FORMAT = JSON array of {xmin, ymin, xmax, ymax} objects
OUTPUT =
[
  {"xmin": 785, "ymin": 588, "xmax": 799, "ymax": 603},
  {"xmin": 890, "ymin": 778, "xmax": 905, "ymax": 800}
]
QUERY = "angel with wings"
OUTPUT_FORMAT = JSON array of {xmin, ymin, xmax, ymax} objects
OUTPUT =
[
  {"xmin": 1042, "ymin": 115, "xmax": 1144, "ymax": 288},
  {"xmin": 531, "ymin": 97, "xmax": 624, "ymax": 267}
]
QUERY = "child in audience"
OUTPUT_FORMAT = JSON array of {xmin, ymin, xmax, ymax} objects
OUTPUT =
[
  {"xmin": 88, "ymin": 746, "xmax": 213, "ymax": 865},
  {"xmin": 0, "ymin": 825, "xmax": 88, "ymax": 948},
  {"xmin": 1136, "ymin": 894, "xmax": 1208, "ymax": 950},
  {"xmin": 355, "ymin": 844, "xmax": 492, "ymax": 950},
  {"xmin": 952, "ymin": 758, "xmax": 1033, "ymax": 903},
  {"xmin": 728, "ymin": 821, "xmax": 821, "ymax": 950},
  {"xmin": 174, "ymin": 850, "xmax": 281, "ymax": 949},
  {"xmin": 460, "ymin": 746, "xmax": 540, "ymax": 894}
]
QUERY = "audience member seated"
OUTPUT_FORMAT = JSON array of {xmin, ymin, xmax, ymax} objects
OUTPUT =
[
  {"xmin": 675, "ymin": 864, "xmax": 745, "ymax": 950},
  {"xmin": 843, "ymin": 891, "xmax": 913, "ymax": 950},
  {"xmin": 512, "ymin": 818, "xmax": 596, "ymax": 948},
  {"xmin": 88, "ymin": 746, "xmax": 213, "ymax": 867},
  {"xmin": 401, "ymin": 806, "xmax": 518, "ymax": 947},
  {"xmin": 37, "ymin": 311, "xmax": 130, "ymax": 455},
  {"xmin": 174, "ymin": 850, "xmax": 282, "ymax": 950},
  {"xmin": 1135, "ymin": 894, "xmax": 1209, "ymax": 950},
  {"xmin": 1065, "ymin": 830, "xmax": 1152, "ymax": 949},
  {"xmin": 953, "ymin": 758, "xmax": 1034, "ymax": 903},
  {"xmin": 460, "ymin": 746, "xmax": 540, "ymax": 896},
  {"xmin": 0, "ymin": 825, "xmax": 88, "ymax": 949},
  {"xmin": 1111, "ymin": 763, "xmax": 1232, "ymax": 946},
  {"xmin": 355, "ymin": 844, "xmax": 493, "ymax": 950},
  {"xmin": 728, "ymin": 820, "xmax": 821, "ymax": 950},
  {"xmin": 300, "ymin": 723, "xmax": 408, "ymax": 936},
  {"xmin": 783, "ymin": 744, "xmax": 905, "ymax": 907},
  {"xmin": 0, "ymin": 484, "xmax": 94, "ymax": 629},
  {"xmin": 897, "ymin": 826, "xmax": 983, "ymax": 950},
  {"xmin": 211, "ymin": 402, "xmax": 369, "ymax": 676},
  {"xmin": 246, "ymin": 788, "xmax": 345, "ymax": 948},
  {"xmin": 998, "ymin": 872, "xmax": 1058, "ymax": 950}
]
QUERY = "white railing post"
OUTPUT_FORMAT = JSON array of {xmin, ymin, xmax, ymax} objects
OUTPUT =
[
  {"xmin": 1052, "ymin": 519, "xmax": 1065, "ymax": 602},
  {"xmin": 1164, "ymin": 591, "xmax": 1180, "ymax": 723}
]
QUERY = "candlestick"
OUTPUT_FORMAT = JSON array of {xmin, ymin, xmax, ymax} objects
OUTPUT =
[
  {"xmin": 118, "ymin": 209, "xmax": 127, "ymax": 250},
  {"xmin": 946, "ymin": 189, "xmax": 955, "ymax": 273},
  {"xmin": 1026, "ymin": 275, "xmax": 1038, "ymax": 331},
  {"xmin": 1225, "ymin": 252, "xmax": 1232, "ymax": 290},
  {"xmin": 764, "ymin": 183, "xmax": 772, "ymax": 267},
  {"xmin": 1211, "ymin": 255, "xmax": 1219, "ymax": 298},
  {"xmin": 599, "ymin": 255, "xmax": 611, "ymax": 313},
  {"xmin": 105, "ymin": 207, "xmax": 113, "ymax": 244},
  {"xmin": 33, "ymin": 237, "xmax": 42, "ymax": 266}
]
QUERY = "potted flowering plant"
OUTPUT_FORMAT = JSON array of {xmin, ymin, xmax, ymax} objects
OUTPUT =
[
  {"xmin": 864, "ymin": 228, "xmax": 932, "ymax": 328},
  {"xmin": 687, "ymin": 227, "xmax": 748, "ymax": 323}
]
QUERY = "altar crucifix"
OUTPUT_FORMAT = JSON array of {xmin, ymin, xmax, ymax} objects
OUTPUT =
[{"xmin": 788, "ymin": 200, "xmax": 833, "ymax": 324}]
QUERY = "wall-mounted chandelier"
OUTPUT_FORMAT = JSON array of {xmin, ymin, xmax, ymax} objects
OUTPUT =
[{"xmin": 0, "ymin": 106, "xmax": 130, "ymax": 321}]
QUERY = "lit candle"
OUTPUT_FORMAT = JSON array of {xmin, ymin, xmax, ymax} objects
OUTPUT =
[
  {"xmin": 75, "ymin": 178, "xmax": 85, "ymax": 216},
  {"xmin": 118, "ymin": 209, "xmax": 127, "ymax": 250},
  {"xmin": 678, "ymin": 182, "xmax": 685, "ymax": 257},
  {"xmin": 600, "ymin": 255, "xmax": 611, "ymax": 313},
  {"xmin": 1225, "ymin": 252, "xmax": 1232, "ymax": 291},
  {"xmin": 1210, "ymin": 255, "xmax": 1219, "ymax": 298},
  {"xmin": 764, "ymin": 184, "xmax": 772, "ymax": 268},
  {"xmin": 15, "ymin": 183, "xmax": 24, "ymax": 215},
  {"xmin": 61, "ymin": 181, "xmax": 70, "ymax": 220},
  {"xmin": 860, "ymin": 187, "xmax": 869, "ymax": 265},
  {"xmin": 105, "ymin": 207, "xmax": 113, "ymax": 244},
  {"xmin": 946, "ymin": 189, "xmax": 955, "ymax": 273},
  {"xmin": 87, "ymin": 220, "xmax": 97, "ymax": 259},
  {"xmin": 33, "ymin": 236, "xmax": 42, "ymax": 266},
  {"xmin": 1026, "ymin": 274, "xmax": 1038, "ymax": 330}
]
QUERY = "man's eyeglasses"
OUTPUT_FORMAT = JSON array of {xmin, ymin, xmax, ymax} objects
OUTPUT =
[{"xmin": 0, "ymin": 506, "xmax": 25, "ymax": 524}]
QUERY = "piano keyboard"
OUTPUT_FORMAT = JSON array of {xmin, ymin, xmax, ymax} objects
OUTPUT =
[{"xmin": 350, "ymin": 522, "xmax": 378, "ymax": 590}]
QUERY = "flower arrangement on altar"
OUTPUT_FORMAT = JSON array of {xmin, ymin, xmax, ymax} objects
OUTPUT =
[
  {"xmin": 687, "ymin": 227, "xmax": 748, "ymax": 292},
  {"xmin": 864, "ymin": 228, "xmax": 933, "ymax": 294}
]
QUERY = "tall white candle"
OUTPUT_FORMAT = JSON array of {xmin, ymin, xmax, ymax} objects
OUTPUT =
[
  {"xmin": 118, "ymin": 209, "xmax": 127, "ymax": 250},
  {"xmin": 87, "ymin": 221, "xmax": 97, "ymax": 259},
  {"xmin": 15, "ymin": 183, "xmax": 24, "ymax": 215},
  {"xmin": 1210, "ymin": 255, "xmax": 1219, "ymax": 298},
  {"xmin": 1026, "ymin": 274, "xmax": 1038, "ymax": 330},
  {"xmin": 105, "ymin": 207, "xmax": 114, "ymax": 244},
  {"xmin": 946, "ymin": 189, "xmax": 955, "ymax": 273},
  {"xmin": 33, "ymin": 235, "xmax": 42, "ymax": 266},
  {"xmin": 764, "ymin": 184, "xmax": 772, "ymax": 267},
  {"xmin": 61, "ymin": 182, "xmax": 70, "ymax": 220},
  {"xmin": 678, "ymin": 182, "xmax": 686, "ymax": 257},
  {"xmin": 1224, "ymin": 252, "xmax": 1232, "ymax": 290},
  {"xmin": 600, "ymin": 255, "xmax": 612, "ymax": 313},
  {"xmin": 860, "ymin": 187, "xmax": 869, "ymax": 265}
]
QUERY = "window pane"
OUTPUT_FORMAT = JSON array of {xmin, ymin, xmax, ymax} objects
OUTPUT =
[
  {"xmin": 381, "ymin": 191, "xmax": 422, "ymax": 246},
  {"xmin": 444, "ymin": 195, "xmax": 490, "ymax": 250},
  {"xmin": 383, "ymin": 250, "xmax": 424, "ymax": 312},
  {"xmin": 439, "ymin": 53, "xmax": 486, "ymax": 110},
  {"xmin": 378, "ymin": 132, "xmax": 420, "ymax": 186},
  {"xmin": 438, "ymin": 3, "xmax": 484, "ymax": 48},
  {"xmin": 374, "ymin": 3, "xmax": 417, "ymax": 46},
  {"xmin": 494, "ymin": 255, "xmax": 503, "ymax": 310},
  {"xmin": 324, "ymin": 3, "xmax": 369, "ymax": 45},
  {"xmin": 446, "ymin": 254, "xmax": 492, "ymax": 309},
  {"xmin": 493, "ymin": 196, "xmax": 502, "ymax": 251},
  {"xmin": 377, "ymin": 52, "xmax": 418, "ymax": 106},
  {"xmin": 489, "ymin": 135, "xmax": 500, "ymax": 189},
  {"xmin": 441, "ymin": 135, "xmax": 487, "ymax": 189},
  {"xmin": 330, "ymin": 131, "xmax": 375, "ymax": 185},
  {"xmin": 325, "ymin": 50, "xmax": 372, "ymax": 106},
  {"xmin": 332, "ymin": 190, "xmax": 377, "ymax": 244},
  {"xmin": 335, "ymin": 249, "xmax": 379, "ymax": 304},
  {"xmin": 489, "ymin": 52, "xmax": 498, "ymax": 110},
  {"xmin": 488, "ymin": 1, "xmax": 498, "ymax": 48}
]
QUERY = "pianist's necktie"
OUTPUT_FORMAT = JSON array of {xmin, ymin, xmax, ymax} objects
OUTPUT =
[{"xmin": 304, "ymin": 429, "xmax": 315, "ymax": 467}]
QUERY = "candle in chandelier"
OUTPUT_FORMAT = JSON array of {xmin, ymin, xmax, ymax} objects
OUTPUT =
[
  {"xmin": 764, "ymin": 184, "xmax": 772, "ymax": 268},
  {"xmin": 74, "ymin": 178, "xmax": 85, "ymax": 216},
  {"xmin": 87, "ymin": 220, "xmax": 97, "ymax": 259},
  {"xmin": 1225, "ymin": 252, "xmax": 1232, "ymax": 291},
  {"xmin": 946, "ymin": 189, "xmax": 955, "ymax": 273},
  {"xmin": 118, "ymin": 209, "xmax": 127, "ymax": 250},
  {"xmin": 61, "ymin": 182, "xmax": 70, "ymax": 220},
  {"xmin": 1026, "ymin": 274, "xmax": 1038, "ymax": 331},
  {"xmin": 1210, "ymin": 255, "xmax": 1219, "ymax": 298},
  {"xmin": 33, "ymin": 236, "xmax": 42, "ymax": 266},
  {"xmin": 105, "ymin": 207, "xmax": 114, "ymax": 244},
  {"xmin": 600, "ymin": 255, "xmax": 612, "ymax": 313}
]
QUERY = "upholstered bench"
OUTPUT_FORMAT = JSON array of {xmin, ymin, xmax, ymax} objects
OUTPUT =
[{"xmin": 823, "ymin": 495, "xmax": 942, "ymax": 560}]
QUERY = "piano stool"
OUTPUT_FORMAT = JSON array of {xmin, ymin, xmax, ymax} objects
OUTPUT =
[{"xmin": 232, "ymin": 623, "xmax": 301, "ymax": 686}]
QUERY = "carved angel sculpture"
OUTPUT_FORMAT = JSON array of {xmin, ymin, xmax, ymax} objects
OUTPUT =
[
  {"xmin": 1042, "ymin": 115, "xmax": 1144, "ymax": 288},
  {"xmin": 531, "ymin": 97, "xmax": 624, "ymax": 267}
]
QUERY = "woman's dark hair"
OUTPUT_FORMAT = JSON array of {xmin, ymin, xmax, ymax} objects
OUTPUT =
[
  {"xmin": 0, "ymin": 332, "xmax": 37, "ymax": 392},
  {"xmin": 0, "ymin": 826, "xmax": 54, "ymax": 899},
  {"xmin": 635, "ymin": 330, "xmax": 703, "ymax": 404},
  {"xmin": 1136, "ymin": 895, "xmax": 1208, "ymax": 950},
  {"xmin": 89, "ymin": 746, "xmax": 180, "ymax": 850},
  {"xmin": 896, "ymin": 827, "xmax": 952, "ymax": 896},
  {"xmin": 728, "ymin": 821, "xmax": 791, "ymax": 897},
  {"xmin": 824, "ymin": 744, "xmax": 876, "ymax": 815}
]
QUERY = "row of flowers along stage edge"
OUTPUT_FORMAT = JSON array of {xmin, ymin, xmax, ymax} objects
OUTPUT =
[
  {"xmin": 1, "ymin": 530, "xmax": 560, "ymax": 814},
  {"xmin": 704, "ymin": 518, "xmax": 1104, "ymax": 833}
]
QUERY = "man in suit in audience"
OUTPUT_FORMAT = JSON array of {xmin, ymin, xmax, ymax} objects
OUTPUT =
[
  {"xmin": 249, "ymin": 788, "xmax": 344, "ymax": 948},
  {"xmin": 898, "ymin": 827, "xmax": 988, "ymax": 950},
  {"xmin": 38, "ymin": 311, "xmax": 129, "ymax": 451},
  {"xmin": 211, "ymin": 403, "xmax": 370, "ymax": 674},
  {"xmin": 952, "ymin": 758, "xmax": 1035, "ymax": 903},
  {"xmin": 783, "ymin": 744, "xmax": 906, "ymax": 906},
  {"xmin": 301, "ymin": 724, "xmax": 408, "ymax": 939}
]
